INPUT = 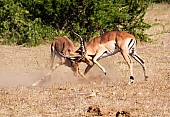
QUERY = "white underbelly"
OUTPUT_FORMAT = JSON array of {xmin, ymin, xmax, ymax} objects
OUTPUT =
[{"xmin": 100, "ymin": 47, "xmax": 120, "ymax": 59}]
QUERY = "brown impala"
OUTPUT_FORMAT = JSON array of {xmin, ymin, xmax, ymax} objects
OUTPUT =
[
  {"xmin": 58, "ymin": 31, "xmax": 148, "ymax": 84},
  {"xmin": 32, "ymin": 36, "xmax": 88, "ymax": 86}
]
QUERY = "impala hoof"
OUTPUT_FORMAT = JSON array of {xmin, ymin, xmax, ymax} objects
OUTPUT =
[
  {"xmin": 128, "ymin": 81, "xmax": 134, "ymax": 85},
  {"xmin": 32, "ymin": 82, "xmax": 38, "ymax": 87},
  {"xmin": 32, "ymin": 80, "xmax": 42, "ymax": 86},
  {"xmin": 74, "ymin": 73, "xmax": 79, "ymax": 76},
  {"xmin": 128, "ymin": 76, "xmax": 134, "ymax": 85},
  {"xmin": 92, "ymin": 82, "xmax": 96, "ymax": 85},
  {"xmin": 145, "ymin": 76, "xmax": 149, "ymax": 81}
]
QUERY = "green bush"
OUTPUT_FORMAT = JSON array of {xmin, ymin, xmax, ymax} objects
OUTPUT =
[
  {"xmin": 0, "ymin": 0, "xmax": 152, "ymax": 46},
  {"xmin": 0, "ymin": 0, "xmax": 56, "ymax": 46}
]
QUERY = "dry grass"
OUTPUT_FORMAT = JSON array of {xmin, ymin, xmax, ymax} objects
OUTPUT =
[{"xmin": 0, "ymin": 3, "xmax": 170, "ymax": 117}]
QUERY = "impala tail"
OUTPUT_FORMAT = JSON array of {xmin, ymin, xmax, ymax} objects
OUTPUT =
[{"xmin": 50, "ymin": 42, "xmax": 56, "ymax": 69}]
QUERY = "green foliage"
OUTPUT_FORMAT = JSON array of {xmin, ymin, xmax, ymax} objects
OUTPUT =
[
  {"xmin": 0, "ymin": 0, "xmax": 56, "ymax": 46},
  {"xmin": 0, "ymin": 0, "xmax": 152, "ymax": 46}
]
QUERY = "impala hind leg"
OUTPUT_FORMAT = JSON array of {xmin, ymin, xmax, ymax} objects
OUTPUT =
[
  {"xmin": 32, "ymin": 63, "xmax": 60, "ymax": 86},
  {"xmin": 50, "ymin": 51, "xmax": 55, "ymax": 69},
  {"xmin": 121, "ymin": 50, "xmax": 134, "ymax": 84},
  {"xmin": 131, "ymin": 52, "xmax": 148, "ymax": 81}
]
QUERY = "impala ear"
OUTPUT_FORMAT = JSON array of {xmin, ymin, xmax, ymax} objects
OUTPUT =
[{"xmin": 61, "ymin": 42, "xmax": 65, "ymax": 52}]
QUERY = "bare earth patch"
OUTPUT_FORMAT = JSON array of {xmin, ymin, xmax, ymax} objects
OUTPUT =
[{"xmin": 0, "ymin": 4, "xmax": 170, "ymax": 117}]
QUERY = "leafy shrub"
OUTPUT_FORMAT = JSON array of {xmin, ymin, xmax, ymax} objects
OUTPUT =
[
  {"xmin": 0, "ymin": 0, "xmax": 56, "ymax": 46},
  {"xmin": 0, "ymin": 0, "xmax": 152, "ymax": 46}
]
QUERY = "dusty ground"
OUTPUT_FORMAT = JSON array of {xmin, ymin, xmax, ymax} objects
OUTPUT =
[{"xmin": 0, "ymin": 4, "xmax": 170, "ymax": 117}]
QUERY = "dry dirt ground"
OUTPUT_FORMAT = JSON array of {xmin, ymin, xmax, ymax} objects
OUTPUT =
[{"xmin": 0, "ymin": 4, "xmax": 170, "ymax": 117}]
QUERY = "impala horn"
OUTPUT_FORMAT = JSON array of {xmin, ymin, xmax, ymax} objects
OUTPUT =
[
  {"xmin": 72, "ymin": 31, "xmax": 87, "ymax": 58},
  {"xmin": 56, "ymin": 42, "xmax": 82, "ymax": 61}
]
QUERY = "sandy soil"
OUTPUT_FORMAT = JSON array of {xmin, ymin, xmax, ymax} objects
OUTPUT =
[{"xmin": 0, "ymin": 4, "xmax": 170, "ymax": 117}]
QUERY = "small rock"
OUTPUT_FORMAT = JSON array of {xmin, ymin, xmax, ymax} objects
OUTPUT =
[
  {"xmin": 87, "ymin": 104, "xmax": 109, "ymax": 116},
  {"xmin": 116, "ymin": 110, "xmax": 131, "ymax": 117}
]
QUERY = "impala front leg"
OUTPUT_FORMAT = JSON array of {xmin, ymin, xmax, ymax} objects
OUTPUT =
[
  {"xmin": 93, "ymin": 60, "xmax": 106, "ymax": 75},
  {"xmin": 84, "ymin": 55, "xmax": 93, "ymax": 66},
  {"xmin": 77, "ymin": 66, "xmax": 96, "ymax": 84},
  {"xmin": 84, "ymin": 64, "xmax": 94, "ymax": 75},
  {"xmin": 92, "ymin": 50, "xmax": 107, "ymax": 75}
]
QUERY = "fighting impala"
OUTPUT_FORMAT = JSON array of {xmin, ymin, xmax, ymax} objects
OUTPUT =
[
  {"xmin": 32, "ymin": 36, "xmax": 87, "ymax": 86},
  {"xmin": 59, "ymin": 31, "xmax": 148, "ymax": 84}
]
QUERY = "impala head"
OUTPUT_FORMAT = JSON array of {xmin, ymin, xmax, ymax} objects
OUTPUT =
[
  {"xmin": 56, "ymin": 32, "xmax": 87, "ymax": 63},
  {"xmin": 52, "ymin": 33, "xmax": 87, "ymax": 76},
  {"xmin": 50, "ymin": 36, "xmax": 83, "ymax": 76}
]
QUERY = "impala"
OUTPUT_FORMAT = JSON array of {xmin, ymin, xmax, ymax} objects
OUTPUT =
[
  {"xmin": 32, "ymin": 36, "xmax": 87, "ymax": 86},
  {"xmin": 59, "ymin": 31, "xmax": 148, "ymax": 84}
]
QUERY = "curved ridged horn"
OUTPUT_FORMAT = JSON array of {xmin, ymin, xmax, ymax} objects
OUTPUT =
[
  {"xmin": 56, "ymin": 42, "xmax": 82, "ymax": 60},
  {"xmin": 72, "ymin": 31, "xmax": 87, "ymax": 57}
]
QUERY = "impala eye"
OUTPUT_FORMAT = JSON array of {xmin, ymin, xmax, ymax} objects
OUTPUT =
[{"xmin": 68, "ymin": 48, "xmax": 71, "ymax": 52}]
